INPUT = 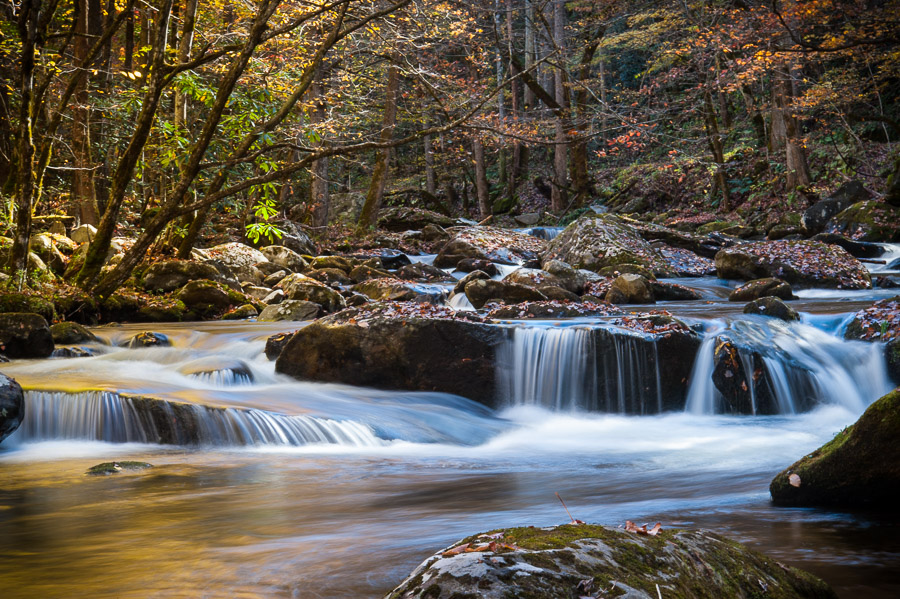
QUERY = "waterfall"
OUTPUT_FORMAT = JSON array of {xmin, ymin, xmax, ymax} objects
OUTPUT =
[
  {"xmin": 685, "ymin": 318, "xmax": 891, "ymax": 415},
  {"xmin": 497, "ymin": 325, "xmax": 664, "ymax": 413},
  {"xmin": 17, "ymin": 390, "xmax": 383, "ymax": 447}
]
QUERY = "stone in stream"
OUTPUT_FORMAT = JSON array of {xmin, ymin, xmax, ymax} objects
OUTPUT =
[
  {"xmin": 0, "ymin": 313, "xmax": 55, "ymax": 359},
  {"xmin": 258, "ymin": 300, "xmax": 320, "ymax": 322},
  {"xmin": 824, "ymin": 200, "xmax": 900, "ymax": 242},
  {"xmin": 221, "ymin": 304, "xmax": 258, "ymax": 320},
  {"xmin": 843, "ymin": 296, "xmax": 900, "ymax": 383},
  {"xmin": 714, "ymin": 240, "xmax": 871, "ymax": 289},
  {"xmin": 0, "ymin": 372, "xmax": 24, "ymax": 443},
  {"xmin": 87, "ymin": 461, "xmax": 153, "ymax": 476},
  {"xmin": 352, "ymin": 278, "xmax": 447, "ymax": 304},
  {"xmin": 436, "ymin": 226, "xmax": 546, "ymax": 268},
  {"xmin": 771, "ymin": 387, "xmax": 900, "ymax": 508},
  {"xmin": 279, "ymin": 273, "xmax": 347, "ymax": 313},
  {"xmin": 265, "ymin": 332, "xmax": 294, "ymax": 361},
  {"xmin": 729, "ymin": 277, "xmax": 793, "ymax": 302},
  {"xmin": 607, "ymin": 273, "xmax": 654, "ymax": 304},
  {"xmin": 464, "ymin": 279, "xmax": 547, "ymax": 309},
  {"xmin": 50, "ymin": 321, "xmax": 102, "ymax": 344},
  {"xmin": 743, "ymin": 297, "xmax": 800, "ymax": 322},
  {"xmin": 126, "ymin": 331, "xmax": 170, "ymax": 348},
  {"xmin": 385, "ymin": 523, "xmax": 836, "ymax": 599}
]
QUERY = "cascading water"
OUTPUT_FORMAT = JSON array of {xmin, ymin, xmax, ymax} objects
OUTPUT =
[
  {"xmin": 17, "ymin": 390, "xmax": 383, "ymax": 447},
  {"xmin": 685, "ymin": 317, "xmax": 892, "ymax": 415},
  {"xmin": 497, "ymin": 324, "xmax": 664, "ymax": 413}
]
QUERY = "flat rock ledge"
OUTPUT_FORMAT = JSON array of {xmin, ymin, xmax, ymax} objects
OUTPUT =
[{"xmin": 386, "ymin": 523, "xmax": 835, "ymax": 599}]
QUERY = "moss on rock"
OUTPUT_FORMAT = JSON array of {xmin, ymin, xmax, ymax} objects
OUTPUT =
[{"xmin": 87, "ymin": 461, "xmax": 153, "ymax": 475}]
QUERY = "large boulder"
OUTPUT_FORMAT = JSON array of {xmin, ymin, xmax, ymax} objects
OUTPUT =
[
  {"xmin": 177, "ymin": 279, "xmax": 248, "ymax": 312},
  {"xmin": 0, "ymin": 372, "xmax": 24, "ymax": 443},
  {"xmin": 275, "ymin": 303, "xmax": 504, "ymax": 406},
  {"xmin": 386, "ymin": 523, "xmax": 835, "ymax": 599},
  {"xmin": 770, "ymin": 387, "xmax": 900, "ymax": 508},
  {"xmin": 352, "ymin": 278, "xmax": 447, "ymax": 303},
  {"xmin": 437, "ymin": 226, "xmax": 546, "ymax": 268},
  {"xmin": 844, "ymin": 296, "xmax": 900, "ymax": 382},
  {"xmin": 257, "ymin": 299, "xmax": 321, "ymax": 322},
  {"xmin": 655, "ymin": 245, "xmax": 717, "ymax": 276},
  {"xmin": 50, "ymin": 322, "xmax": 101, "ymax": 344},
  {"xmin": 259, "ymin": 245, "xmax": 308, "ymax": 272},
  {"xmin": 715, "ymin": 240, "xmax": 871, "ymax": 289},
  {"xmin": 607, "ymin": 273, "xmax": 654, "ymax": 304},
  {"xmin": 464, "ymin": 279, "xmax": 547, "ymax": 309},
  {"xmin": 801, "ymin": 180, "xmax": 870, "ymax": 235},
  {"xmin": 729, "ymin": 277, "xmax": 793, "ymax": 302},
  {"xmin": 203, "ymin": 242, "xmax": 268, "ymax": 269},
  {"xmin": 0, "ymin": 292, "xmax": 57, "ymax": 321},
  {"xmin": 279, "ymin": 273, "xmax": 347, "ymax": 313},
  {"xmin": 376, "ymin": 206, "xmax": 455, "ymax": 232},
  {"xmin": 0, "ymin": 313, "xmax": 54, "ymax": 358},
  {"xmin": 544, "ymin": 214, "xmax": 675, "ymax": 276},
  {"xmin": 142, "ymin": 260, "xmax": 225, "ymax": 293},
  {"xmin": 824, "ymin": 200, "xmax": 900, "ymax": 242}
]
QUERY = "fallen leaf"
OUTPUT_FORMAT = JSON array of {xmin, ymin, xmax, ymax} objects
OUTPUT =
[
  {"xmin": 789, "ymin": 473, "xmax": 801, "ymax": 487},
  {"xmin": 442, "ymin": 543, "xmax": 470, "ymax": 557},
  {"xmin": 648, "ymin": 522, "xmax": 662, "ymax": 536}
]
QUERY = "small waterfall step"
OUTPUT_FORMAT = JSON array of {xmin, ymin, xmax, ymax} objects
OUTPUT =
[{"xmin": 16, "ymin": 390, "xmax": 383, "ymax": 447}]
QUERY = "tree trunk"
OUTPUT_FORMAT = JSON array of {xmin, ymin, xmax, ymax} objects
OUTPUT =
[
  {"xmin": 551, "ymin": 0, "xmax": 568, "ymax": 212},
  {"xmin": 71, "ymin": 0, "xmax": 99, "ymax": 226},
  {"xmin": 309, "ymin": 64, "xmax": 329, "ymax": 226},
  {"xmin": 124, "ymin": 0, "xmax": 134, "ymax": 72},
  {"xmin": 357, "ymin": 59, "xmax": 400, "ymax": 230},
  {"xmin": 772, "ymin": 62, "xmax": 811, "ymax": 190},
  {"xmin": 523, "ymin": 0, "xmax": 535, "ymax": 110},
  {"xmin": 703, "ymin": 87, "xmax": 730, "ymax": 210},
  {"xmin": 174, "ymin": 0, "xmax": 198, "ymax": 129},
  {"xmin": 7, "ymin": 0, "xmax": 40, "ymax": 282},
  {"xmin": 424, "ymin": 133, "xmax": 436, "ymax": 196},
  {"xmin": 473, "ymin": 137, "xmax": 490, "ymax": 219}
]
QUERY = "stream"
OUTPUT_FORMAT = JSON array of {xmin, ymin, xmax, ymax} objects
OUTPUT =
[{"xmin": 2, "ymin": 255, "xmax": 900, "ymax": 598}]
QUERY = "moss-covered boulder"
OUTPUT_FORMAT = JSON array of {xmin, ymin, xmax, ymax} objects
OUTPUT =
[
  {"xmin": 715, "ymin": 240, "xmax": 871, "ymax": 289},
  {"xmin": 824, "ymin": 200, "xmax": 900, "ymax": 242},
  {"xmin": 0, "ymin": 313, "xmax": 54, "ymax": 358},
  {"xmin": 280, "ymin": 273, "xmax": 347, "ymax": 313},
  {"xmin": 275, "ymin": 303, "xmax": 504, "ymax": 406},
  {"xmin": 0, "ymin": 372, "xmax": 24, "ymax": 443},
  {"xmin": 87, "ymin": 461, "xmax": 153, "ymax": 476},
  {"xmin": 126, "ymin": 331, "xmax": 170, "ymax": 348},
  {"xmin": 843, "ymin": 296, "xmax": 900, "ymax": 382},
  {"xmin": 771, "ymin": 387, "xmax": 900, "ymax": 507},
  {"xmin": 142, "ymin": 260, "xmax": 225, "ymax": 293},
  {"xmin": 258, "ymin": 299, "xmax": 320, "ymax": 322},
  {"xmin": 464, "ymin": 279, "xmax": 547, "ymax": 309},
  {"xmin": 177, "ymin": 279, "xmax": 251, "ymax": 315},
  {"xmin": 50, "ymin": 321, "xmax": 102, "ymax": 344},
  {"xmin": 309, "ymin": 255, "xmax": 354, "ymax": 273},
  {"xmin": 386, "ymin": 523, "xmax": 835, "ymax": 599},
  {"xmin": 305, "ymin": 267, "xmax": 352, "ymax": 285},
  {"xmin": 221, "ymin": 304, "xmax": 258, "ymax": 320},
  {"xmin": 607, "ymin": 274, "xmax": 655, "ymax": 304},
  {"xmin": 376, "ymin": 206, "xmax": 456, "ymax": 232},
  {"xmin": 544, "ymin": 215, "xmax": 675, "ymax": 276},
  {"xmin": 0, "ymin": 292, "xmax": 57, "ymax": 321}
]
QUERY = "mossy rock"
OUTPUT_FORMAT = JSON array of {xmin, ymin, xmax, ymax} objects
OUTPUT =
[
  {"xmin": 0, "ymin": 292, "xmax": 57, "ymax": 322},
  {"xmin": 824, "ymin": 200, "xmax": 900, "ymax": 242},
  {"xmin": 386, "ymin": 523, "xmax": 836, "ymax": 599},
  {"xmin": 50, "ymin": 321, "xmax": 101, "ymax": 344},
  {"xmin": 87, "ymin": 461, "xmax": 153, "ymax": 476},
  {"xmin": 771, "ymin": 387, "xmax": 900, "ymax": 507}
]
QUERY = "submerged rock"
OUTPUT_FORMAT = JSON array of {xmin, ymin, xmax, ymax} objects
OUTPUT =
[
  {"xmin": 0, "ymin": 372, "xmax": 24, "ymax": 443},
  {"xmin": 715, "ymin": 240, "xmax": 871, "ymax": 289},
  {"xmin": 275, "ymin": 303, "xmax": 503, "ymax": 406},
  {"xmin": 771, "ymin": 387, "xmax": 900, "ymax": 507},
  {"xmin": 386, "ymin": 523, "xmax": 835, "ymax": 599},
  {"xmin": 87, "ymin": 461, "xmax": 153, "ymax": 476},
  {"xmin": 0, "ymin": 313, "xmax": 54, "ymax": 359}
]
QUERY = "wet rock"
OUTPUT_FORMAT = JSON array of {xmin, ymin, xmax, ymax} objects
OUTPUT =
[
  {"xmin": 453, "ymin": 270, "xmax": 491, "ymax": 295},
  {"xmin": 309, "ymin": 255, "xmax": 354, "ymax": 273},
  {"xmin": 352, "ymin": 278, "xmax": 447, "ymax": 303},
  {"xmin": 801, "ymin": 180, "xmax": 870, "ymax": 235},
  {"xmin": 346, "ymin": 292, "xmax": 370, "ymax": 307},
  {"xmin": 127, "ymin": 331, "xmax": 170, "ymax": 348},
  {"xmin": 421, "ymin": 224, "xmax": 449, "ymax": 243},
  {"xmin": 714, "ymin": 240, "xmax": 871, "ymax": 289},
  {"xmin": 438, "ymin": 226, "xmax": 545, "ymax": 266},
  {"xmin": 87, "ymin": 461, "xmax": 153, "ymax": 476},
  {"xmin": 279, "ymin": 273, "xmax": 347, "ymax": 313},
  {"xmin": 455, "ymin": 258, "xmax": 499, "ymax": 276},
  {"xmin": 649, "ymin": 280, "xmax": 703, "ymax": 301},
  {"xmin": 598, "ymin": 263, "xmax": 656, "ymax": 280},
  {"xmin": 50, "ymin": 322, "xmax": 101, "ymax": 344},
  {"xmin": 258, "ymin": 300, "xmax": 320, "ymax": 322},
  {"xmin": 743, "ymin": 297, "xmax": 800, "ymax": 321},
  {"xmin": 259, "ymin": 245, "xmax": 308, "ymax": 272},
  {"xmin": 142, "ymin": 260, "xmax": 226, "ymax": 293},
  {"xmin": 771, "ymin": 387, "xmax": 900, "ymax": 508},
  {"xmin": 464, "ymin": 279, "xmax": 547, "ymax": 309},
  {"xmin": 608, "ymin": 274, "xmax": 654, "ymax": 304},
  {"xmin": 265, "ymin": 332, "xmax": 294, "ymax": 360},
  {"xmin": 486, "ymin": 300, "xmax": 620, "ymax": 320},
  {"xmin": 348, "ymin": 249, "xmax": 411, "ymax": 270},
  {"xmin": 712, "ymin": 336, "xmax": 780, "ymax": 415},
  {"xmin": 221, "ymin": 304, "xmax": 258, "ymax": 320},
  {"xmin": 397, "ymin": 262, "xmax": 454, "ymax": 283},
  {"xmin": 275, "ymin": 303, "xmax": 503, "ymax": 406},
  {"xmin": 376, "ymin": 206, "xmax": 455, "ymax": 232},
  {"xmin": 729, "ymin": 278, "xmax": 793, "ymax": 302},
  {"xmin": 51, "ymin": 347, "xmax": 97, "ymax": 358},
  {"xmin": 844, "ymin": 296, "xmax": 900, "ymax": 382},
  {"xmin": 0, "ymin": 373, "xmax": 24, "ymax": 443},
  {"xmin": 306, "ymin": 267, "xmax": 352, "ymax": 286},
  {"xmin": 0, "ymin": 313, "xmax": 54, "ymax": 358},
  {"xmin": 810, "ymin": 233, "xmax": 883, "ymax": 258},
  {"xmin": 824, "ymin": 200, "xmax": 900, "ymax": 242},
  {"xmin": 544, "ymin": 214, "xmax": 674, "ymax": 276},
  {"xmin": 386, "ymin": 523, "xmax": 836, "ymax": 599}
]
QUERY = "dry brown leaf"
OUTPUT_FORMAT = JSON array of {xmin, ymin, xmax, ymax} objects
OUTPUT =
[
  {"xmin": 478, "ymin": 532, "xmax": 504, "ymax": 540},
  {"xmin": 789, "ymin": 473, "xmax": 801, "ymax": 487},
  {"xmin": 442, "ymin": 543, "xmax": 470, "ymax": 557},
  {"xmin": 647, "ymin": 522, "xmax": 662, "ymax": 536}
]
